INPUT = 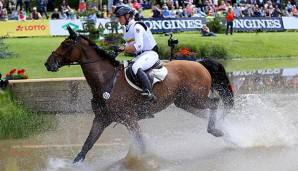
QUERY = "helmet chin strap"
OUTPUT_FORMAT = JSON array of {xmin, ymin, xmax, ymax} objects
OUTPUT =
[{"xmin": 124, "ymin": 14, "xmax": 131, "ymax": 26}]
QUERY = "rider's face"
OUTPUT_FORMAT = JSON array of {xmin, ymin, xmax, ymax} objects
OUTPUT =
[{"xmin": 118, "ymin": 16, "xmax": 126, "ymax": 25}]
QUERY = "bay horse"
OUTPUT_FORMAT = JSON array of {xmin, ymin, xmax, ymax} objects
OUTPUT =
[{"xmin": 45, "ymin": 27, "xmax": 234, "ymax": 164}]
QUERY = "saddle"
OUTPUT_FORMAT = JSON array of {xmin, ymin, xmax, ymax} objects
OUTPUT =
[{"xmin": 124, "ymin": 60, "xmax": 168, "ymax": 91}]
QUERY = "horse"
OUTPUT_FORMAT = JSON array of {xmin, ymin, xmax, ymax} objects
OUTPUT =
[{"xmin": 45, "ymin": 27, "xmax": 234, "ymax": 164}]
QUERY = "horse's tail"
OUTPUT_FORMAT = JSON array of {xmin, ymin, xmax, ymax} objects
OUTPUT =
[{"xmin": 199, "ymin": 58, "xmax": 234, "ymax": 109}]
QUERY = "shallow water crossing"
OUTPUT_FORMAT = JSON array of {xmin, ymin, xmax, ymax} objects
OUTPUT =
[{"xmin": 1, "ymin": 93, "xmax": 298, "ymax": 171}]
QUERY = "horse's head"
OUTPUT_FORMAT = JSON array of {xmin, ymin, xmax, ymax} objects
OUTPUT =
[{"xmin": 45, "ymin": 26, "xmax": 88, "ymax": 72}]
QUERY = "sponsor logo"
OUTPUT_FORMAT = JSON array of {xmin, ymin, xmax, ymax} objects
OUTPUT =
[
  {"xmin": 62, "ymin": 23, "xmax": 79, "ymax": 31},
  {"xmin": 233, "ymin": 18, "xmax": 284, "ymax": 31},
  {"xmin": 16, "ymin": 25, "xmax": 47, "ymax": 32},
  {"xmin": 143, "ymin": 18, "xmax": 206, "ymax": 33},
  {"xmin": 232, "ymin": 69, "xmax": 282, "ymax": 77}
]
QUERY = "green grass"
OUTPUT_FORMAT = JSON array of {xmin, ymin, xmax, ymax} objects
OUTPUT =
[
  {"xmin": 1, "ymin": 32, "xmax": 298, "ymax": 78},
  {"xmin": 0, "ymin": 90, "xmax": 55, "ymax": 139},
  {"xmin": 155, "ymin": 32, "xmax": 298, "ymax": 59}
]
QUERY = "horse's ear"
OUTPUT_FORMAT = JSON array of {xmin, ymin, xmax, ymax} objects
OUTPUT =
[{"xmin": 67, "ymin": 26, "xmax": 77, "ymax": 39}]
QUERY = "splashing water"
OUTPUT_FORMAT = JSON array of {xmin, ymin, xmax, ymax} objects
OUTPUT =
[
  {"xmin": 42, "ymin": 94, "xmax": 298, "ymax": 171},
  {"xmin": 219, "ymin": 94, "xmax": 298, "ymax": 148}
]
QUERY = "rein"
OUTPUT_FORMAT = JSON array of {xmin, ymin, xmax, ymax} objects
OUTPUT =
[{"xmin": 67, "ymin": 59, "xmax": 102, "ymax": 66}]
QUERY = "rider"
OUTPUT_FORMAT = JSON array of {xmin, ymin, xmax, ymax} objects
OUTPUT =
[{"xmin": 114, "ymin": 5, "xmax": 159, "ymax": 101}]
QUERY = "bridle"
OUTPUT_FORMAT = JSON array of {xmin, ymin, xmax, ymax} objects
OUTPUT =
[
  {"xmin": 51, "ymin": 36, "xmax": 102, "ymax": 67},
  {"xmin": 50, "ymin": 35, "xmax": 121, "ymax": 103}
]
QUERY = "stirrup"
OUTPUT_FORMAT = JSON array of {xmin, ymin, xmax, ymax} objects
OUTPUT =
[{"xmin": 141, "ymin": 89, "xmax": 157, "ymax": 102}]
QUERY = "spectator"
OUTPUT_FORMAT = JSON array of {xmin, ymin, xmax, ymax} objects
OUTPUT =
[
  {"xmin": 184, "ymin": 3, "xmax": 194, "ymax": 17},
  {"xmin": 18, "ymin": 9, "xmax": 26, "ymax": 20},
  {"xmin": 78, "ymin": 0, "xmax": 86, "ymax": 13},
  {"xmin": 0, "ymin": 0, "xmax": 3, "ymax": 10},
  {"xmin": 176, "ymin": 6, "xmax": 184, "ymax": 17},
  {"xmin": 38, "ymin": 0, "xmax": 48, "ymax": 19},
  {"xmin": 87, "ymin": 7, "xmax": 97, "ymax": 23},
  {"xmin": 24, "ymin": 0, "xmax": 30, "ymax": 13},
  {"xmin": 271, "ymin": 5, "xmax": 282, "ymax": 17},
  {"xmin": 253, "ymin": 4, "xmax": 262, "ymax": 17},
  {"xmin": 51, "ymin": 8, "xmax": 60, "ymax": 19},
  {"xmin": 233, "ymin": 4, "xmax": 241, "ymax": 17},
  {"xmin": 16, "ymin": 0, "xmax": 23, "ymax": 10},
  {"xmin": 60, "ymin": 0, "xmax": 71, "ymax": 18},
  {"xmin": 286, "ymin": 1, "xmax": 292, "ymax": 13},
  {"xmin": 292, "ymin": 5, "xmax": 298, "ymax": 16},
  {"xmin": 152, "ymin": 5, "xmax": 162, "ymax": 18},
  {"xmin": 225, "ymin": 6, "xmax": 235, "ymax": 35},
  {"xmin": 102, "ymin": 5, "xmax": 108, "ymax": 18},
  {"xmin": 218, "ymin": 1, "xmax": 227, "ymax": 12},
  {"xmin": 198, "ymin": 8, "xmax": 207, "ymax": 17},
  {"xmin": 107, "ymin": 0, "xmax": 113, "ymax": 17},
  {"xmin": 31, "ymin": 6, "xmax": 42, "ymax": 20},
  {"xmin": 193, "ymin": 7, "xmax": 207, "ymax": 17},
  {"xmin": 9, "ymin": 7, "xmax": 18, "ymax": 20},
  {"xmin": 162, "ymin": 5, "xmax": 171, "ymax": 18},
  {"xmin": 132, "ymin": 0, "xmax": 141, "ymax": 10},
  {"xmin": 201, "ymin": 24, "xmax": 216, "ymax": 36},
  {"xmin": 67, "ymin": 7, "xmax": 77, "ymax": 19},
  {"xmin": 0, "ymin": 7, "xmax": 7, "ymax": 20}
]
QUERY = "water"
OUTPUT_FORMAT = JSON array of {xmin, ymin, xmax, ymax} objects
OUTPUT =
[{"xmin": 1, "ymin": 93, "xmax": 298, "ymax": 171}]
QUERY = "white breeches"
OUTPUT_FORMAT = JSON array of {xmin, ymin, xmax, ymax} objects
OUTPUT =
[{"xmin": 132, "ymin": 50, "xmax": 159, "ymax": 75}]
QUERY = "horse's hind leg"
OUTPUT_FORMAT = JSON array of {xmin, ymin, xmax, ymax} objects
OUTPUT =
[
  {"xmin": 206, "ymin": 98, "xmax": 224, "ymax": 137},
  {"xmin": 175, "ymin": 97, "xmax": 224, "ymax": 137},
  {"xmin": 123, "ymin": 113, "xmax": 145, "ymax": 154}
]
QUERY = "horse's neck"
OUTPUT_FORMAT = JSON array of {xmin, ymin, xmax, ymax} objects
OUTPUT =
[{"xmin": 80, "ymin": 57, "xmax": 115, "ymax": 100}]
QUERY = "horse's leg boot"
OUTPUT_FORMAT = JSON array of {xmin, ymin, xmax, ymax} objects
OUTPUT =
[{"xmin": 137, "ymin": 68, "xmax": 157, "ymax": 102}]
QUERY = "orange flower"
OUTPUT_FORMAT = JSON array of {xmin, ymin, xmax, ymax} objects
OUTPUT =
[{"xmin": 180, "ymin": 48, "xmax": 190, "ymax": 56}]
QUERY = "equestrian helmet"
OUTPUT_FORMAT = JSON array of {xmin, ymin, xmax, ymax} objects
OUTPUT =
[{"xmin": 114, "ymin": 5, "xmax": 134, "ymax": 17}]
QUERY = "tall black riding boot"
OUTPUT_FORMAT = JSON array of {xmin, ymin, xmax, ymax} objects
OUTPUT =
[{"xmin": 136, "ymin": 68, "xmax": 157, "ymax": 102}]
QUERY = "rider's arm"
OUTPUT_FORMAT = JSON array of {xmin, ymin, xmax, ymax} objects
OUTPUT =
[
  {"xmin": 124, "ymin": 24, "xmax": 145, "ymax": 54},
  {"xmin": 124, "ymin": 43, "xmax": 136, "ymax": 54}
]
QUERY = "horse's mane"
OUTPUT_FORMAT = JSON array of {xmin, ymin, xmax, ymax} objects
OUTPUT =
[{"xmin": 79, "ymin": 35, "xmax": 120, "ymax": 66}]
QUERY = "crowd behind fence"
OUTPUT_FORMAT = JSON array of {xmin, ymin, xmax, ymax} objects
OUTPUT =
[{"xmin": 0, "ymin": 0, "xmax": 298, "ymax": 21}]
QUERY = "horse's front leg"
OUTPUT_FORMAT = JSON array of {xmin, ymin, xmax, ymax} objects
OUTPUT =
[{"xmin": 73, "ymin": 115, "xmax": 111, "ymax": 163}]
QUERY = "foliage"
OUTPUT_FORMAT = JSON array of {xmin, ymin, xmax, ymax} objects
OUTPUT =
[
  {"xmin": 102, "ymin": 33, "xmax": 125, "ymax": 46},
  {"xmin": 206, "ymin": 16, "xmax": 226, "ymax": 33},
  {"xmin": 0, "ymin": 38, "xmax": 14, "ymax": 59},
  {"xmin": 5, "ymin": 68, "xmax": 28, "ymax": 80},
  {"xmin": 0, "ymin": 90, "xmax": 55, "ymax": 139},
  {"xmin": 76, "ymin": 0, "xmax": 104, "ymax": 41},
  {"xmin": 77, "ymin": 20, "xmax": 105, "ymax": 41},
  {"xmin": 199, "ymin": 44, "xmax": 228, "ymax": 59}
]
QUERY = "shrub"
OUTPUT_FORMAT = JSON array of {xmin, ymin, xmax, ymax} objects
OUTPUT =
[
  {"xmin": 206, "ymin": 16, "xmax": 226, "ymax": 33},
  {"xmin": 208, "ymin": 44, "xmax": 228, "ymax": 59},
  {"xmin": 158, "ymin": 43, "xmax": 228, "ymax": 60},
  {"xmin": 199, "ymin": 44, "xmax": 228, "ymax": 59}
]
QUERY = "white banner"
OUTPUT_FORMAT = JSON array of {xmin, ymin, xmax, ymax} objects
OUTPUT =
[
  {"xmin": 282, "ymin": 17, "xmax": 298, "ymax": 29},
  {"xmin": 49, "ymin": 19, "xmax": 122, "ymax": 36},
  {"xmin": 49, "ymin": 19, "xmax": 84, "ymax": 36}
]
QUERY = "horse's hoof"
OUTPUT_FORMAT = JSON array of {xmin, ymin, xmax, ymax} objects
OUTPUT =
[
  {"xmin": 207, "ymin": 128, "xmax": 224, "ymax": 137},
  {"xmin": 73, "ymin": 153, "xmax": 85, "ymax": 164}
]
